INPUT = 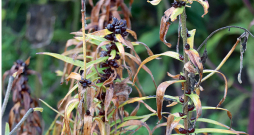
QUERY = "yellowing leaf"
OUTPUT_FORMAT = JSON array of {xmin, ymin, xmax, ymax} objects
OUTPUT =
[
  {"xmin": 165, "ymin": 114, "xmax": 175, "ymax": 135},
  {"xmin": 191, "ymin": 128, "xmax": 247, "ymax": 134},
  {"xmin": 90, "ymin": 29, "xmax": 112, "ymax": 36},
  {"xmin": 164, "ymin": 7, "xmax": 184, "ymax": 22},
  {"xmin": 66, "ymin": 72, "xmax": 81, "ymax": 81},
  {"xmin": 147, "ymin": 0, "xmax": 161, "ymax": 5},
  {"xmin": 187, "ymin": 29, "xmax": 196, "ymax": 49}
]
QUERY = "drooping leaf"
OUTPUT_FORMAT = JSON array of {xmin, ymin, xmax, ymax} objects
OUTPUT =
[
  {"xmin": 37, "ymin": 52, "xmax": 109, "ymax": 69},
  {"xmin": 164, "ymin": 7, "xmax": 184, "ymax": 22},
  {"xmin": 147, "ymin": 0, "xmax": 161, "ymax": 5},
  {"xmin": 90, "ymin": 29, "xmax": 112, "ymax": 36},
  {"xmin": 94, "ymin": 117, "xmax": 106, "ymax": 135},
  {"xmin": 193, "ymin": 0, "xmax": 209, "ymax": 17},
  {"xmin": 66, "ymin": 72, "xmax": 81, "ymax": 81},
  {"xmin": 126, "ymin": 29, "xmax": 137, "ymax": 40},
  {"xmin": 187, "ymin": 93, "xmax": 202, "ymax": 119},
  {"xmin": 116, "ymin": 120, "xmax": 152, "ymax": 135},
  {"xmin": 197, "ymin": 118, "xmax": 232, "ymax": 130},
  {"xmin": 133, "ymin": 51, "xmax": 182, "ymax": 87},
  {"xmin": 187, "ymin": 128, "xmax": 247, "ymax": 134},
  {"xmin": 131, "ymin": 41, "xmax": 154, "ymax": 56},
  {"xmin": 104, "ymin": 88, "xmax": 114, "ymax": 121},
  {"xmin": 203, "ymin": 70, "xmax": 228, "ymax": 107},
  {"xmin": 156, "ymin": 80, "xmax": 186, "ymax": 121}
]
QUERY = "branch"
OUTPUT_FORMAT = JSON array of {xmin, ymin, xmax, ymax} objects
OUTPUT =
[
  {"xmin": 9, "ymin": 108, "xmax": 34, "ymax": 135},
  {"xmin": 197, "ymin": 26, "xmax": 254, "ymax": 51},
  {"xmin": 81, "ymin": 0, "xmax": 87, "ymax": 78},
  {"xmin": 1, "ymin": 76, "xmax": 14, "ymax": 117}
]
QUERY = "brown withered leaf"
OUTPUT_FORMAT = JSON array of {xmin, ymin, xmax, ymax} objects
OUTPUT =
[
  {"xmin": 203, "ymin": 70, "xmax": 228, "ymax": 108},
  {"xmin": 166, "ymin": 101, "xmax": 178, "ymax": 107},
  {"xmin": 91, "ymin": 0, "xmax": 104, "ymax": 23},
  {"xmin": 65, "ymin": 39, "xmax": 80, "ymax": 48},
  {"xmin": 138, "ymin": 100, "xmax": 156, "ymax": 113},
  {"xmin": 104, "ymin": 88, "xmax": 114, "ymax": 121},
  {"xmin": 103, "ymin": 69, "xmax": 117, "ymax": 86},
  {"xmin": 165, "ymin": 114, "xmax": 175, "ymax": 135},
  {"xmin": 86, "ymin": 87, "xmax": 95, "ymax": 114},
  {"xmin": 88, "ymin": 0, "xmax": 94, "ymax": 7},
  {"xmin": 118, "ymin": 120, "xmax": 152, "ymax": 135},
  {"xmin": 156, "ymin": 80, "xmax": 185, "ymax": 121},
  {"xmin": 126, "ymin": 29, "xmax": 137, "ymax": 40},
  {"xmin": 94, "ymin": 118, "xmax": 106, "ymax": 135},
  {"xmin": 185, "ymin": 49, "xmax": 203, "ymax": 86},
  {"xmin": 26, "ymin": 70, "xmax": 43, "ymax": 85},
  {"xmin": 130, "ymin": 102, "xmax": 141, "ymax": 116},
  {"xmin": 83, "ymin": 115, "xmax": 93, "ymax": 135},
  {"xmin": 160, "ymin": 16, "xmax": 171, "ymax": 48},
  {"xmin": 66, "ymin": 72, "xmax": 81, "ymax": 82},
  {"xmin": 24, "ymin": 57, "xmax": 31, "ymax": 65},
  {"xmin": 151, "ymin": 117, "xmax": 181, "ymax": 134},
  {"xmin": 23, "ymin": 91, "xmax": 31, "ymax": 111}
]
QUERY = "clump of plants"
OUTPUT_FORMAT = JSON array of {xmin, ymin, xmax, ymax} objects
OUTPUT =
[{"xmin": 2, "ymin": 0, "xmax": 254, "ymax": 135}]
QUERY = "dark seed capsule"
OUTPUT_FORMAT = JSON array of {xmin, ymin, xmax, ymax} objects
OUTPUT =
[
  {"xmin": 101, "ymin": 62, "xmax": 109, "ymax": 68},
  {"xmin": 112, "ymin": 62, "xmax": 119, "ymax": 68},
  {"xmin": 191, "ymin": 117, "xmax": 196, "ymax": 121},
  {"xmin": 121, "ymin": 26, "xmax": 127, "ymax": 32},
  {"xmin": 21, "ymin": 84, "xmax": 26, "ymax": 90},
  {"xmin": 188, "ymin": 105, "xmax": 195, "ymax": 111},
  {"xmin": 187, "ymin": 33, "xmax": 191, "ymax": 37},
  {"xmin": 87, "ymin": 80, "xmax": 92, "ymax": 85},
  {"xmin": 186, "ymin": 89, "xmax": 191, "ymax": 95},
  {"xmin": 108, "ymin": 59, "xmax": 116, "ymax": 66},
  {"xmin": 106, "ymin": 44, "xmax": 111, "ymax": 51},
  {"xmin": 112, "ymin": 17, "xmax": 118, "ymax": 26},
  {"xmin": 115, "ymin": 54, "xmax": 121, "ymax": 60},
  {"xmin": 185, "ymin": 43, "xmax": 190, "ymax": 50},
  {"xmin": 180, "ymin": 1, "xmax": 186, "ymax": 6},
  {"xmin": 104, "ymin": 34, "xmax": 114, "ymax": 41},
  {"xmin": 115, "ymin": 29, "xmax": 121, "ymax": 34},
  {"xmin": 100, "ymin": 77, "xmax": 107, "ymax": 82},
  {"xmin": 96, "ymin": 79, "xmax": 101, "ymax": 83},
  {"xmin": 99, "ymin": 111, "xmax": 105, "ymax": 115},
  {"xmin": 179, "ymin": 97, "xmax": 184, "ymax": 103},
  {"xmin": 86, "ymin": 110, "xmax": 90, "ymax": 115},
  {"xmin": 106, "ymin": 24, "xmax": 114, "ymax": 32},
  {"xmin": 188, "ymin": 128, "xmax": 195, "ymax": 133},
  {"xmin": 121, "ymin": 31, "xmax": 128, "ymax": 37},
  {"xmin": 179, "ymin": 54, "xmax": 184, "ymax": 61},
  {"xmin": 82, "ymin": 83, "xmax": 87, "ymax": 88},
  {"xmin": 179, "ymin": 112, "xmax": 185, "ymax": 117},
  {"xmin": 100, "ymin": 51, "xmax": 108, "ymax": 57},
  {"xmin": 179, "ymin": 75, "xmax": 186, "ymax": 80},
  {"xmin": 111, "ymin": 43, "xmax": 117, "ymax": 50},
  {"xmin": 179, "ymin": 128, "xmax": 187, "ymax": 134}
]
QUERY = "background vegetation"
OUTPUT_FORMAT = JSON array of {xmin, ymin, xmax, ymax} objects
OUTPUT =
[{"xmin": 2, "ymin": 0, "xmax": 254, "ymax": 134}]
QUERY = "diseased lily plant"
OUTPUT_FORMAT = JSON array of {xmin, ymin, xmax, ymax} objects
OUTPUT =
[{"xmin": 2, "ymin": 0, "xmax": 254, "ymax": 135}]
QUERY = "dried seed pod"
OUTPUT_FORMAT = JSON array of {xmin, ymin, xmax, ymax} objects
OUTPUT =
[
  {"xmin": 179, "ymin": 128, "xmax": 187, "ymax": 134},
  {"xmin": 188, "ymin": 128, "xmax": 195, "ymax": 133},
  {"xmin": 185, "ymin": 43, "xmax": 190, "ymax": 50}
]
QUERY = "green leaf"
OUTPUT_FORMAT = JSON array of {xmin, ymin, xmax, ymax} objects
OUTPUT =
[
  {"xmin": 170, "ymin": 7, "xmax": 184, "ymax": 22},
  {"xmin": 5, "ymin": 123, "xmax": 10, "ymax": 135},
  {"xmin": 109, "ymin": 50, "xmax": 116, "ymax": 60},
  {"xmin": 197, "ymin": 118, "xmax": 231, "ymax": 129},
  {"xmin": 187, "ymin": 93, "xmax": 202, "ymax": 119},
  {"xmin": 37, "ymin": 52, "xmax": 108, "ymax": 69},
  {"xmin": 33, "ymin": 107, "xmax": 43, "ymax": 112}
]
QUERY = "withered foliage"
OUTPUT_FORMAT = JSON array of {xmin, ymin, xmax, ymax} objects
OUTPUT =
[{"xmin": 2, "ymin": 58, "xmax": 42, "ymax": 135}]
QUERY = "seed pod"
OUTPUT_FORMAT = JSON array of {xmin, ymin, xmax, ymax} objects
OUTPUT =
[
  {"xmin": 179, "ymin": 75, "xmax": 186, "ymax": 80},
  {"xmin": 106, "ymin": 24, "xmax": 114, "ymax": 32},
  {"xmin": 179, "ymin": 97, "xmax": 184, "ymax": 103},
  {"xmin": 115, "ymin": 54, "xmax": 121, "ymax": 60},
  {"xmin": 188, "ymin": 105, "xmax": 195, "ymax": 111},
  {"xmin": 100, "ymin": 51, "xmax": 108, "ymax": 57},
  {"xmin": 115, "ymin": 29, "xmax": 121, "ymax": 34},
  {"xmin": 188, "ymin": 128, "xmax": 195, "ymax": 133},
  {"xmin": 179, "ymin": 128, "xmax": 187, "ymax": 134},
  {"xmin": 179, "ymin": 54, "xmax": 184, "ymax": 60},
  {"xmin": 185, "ymin": 89, "xmax": 191, "ymax": 95},
  {"xmin": 185, "ymin": 43, "xmax": 190, "ymax": 50},
  {"xmin": 86, "ymin": 110, "xmax": 90, "ymax": 115},
  {"xmin": 179, "ymin": 112, "xmax": 185, "ymax": 117}
]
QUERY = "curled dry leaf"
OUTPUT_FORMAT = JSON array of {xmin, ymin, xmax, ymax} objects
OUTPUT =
[
  {"xmin": 104, "ymin": 88, "xmax": 114, "ymax": 121},
  {"xmin": 203, "ymin": 70, "xmax": 228, "ymax": 108},
  {"xmin": 133, "ymin": 51, "xmax": 182, "ymax": 87},
  {"xmin": 117, "ymin": 120, "xmax": 152, "ymax": 135},
  {"xmin": 156, "ymin": 80, "xmax": 186, "ymax": 121},
  {"xmin": 167, "ymin": 72, "xmax": 180, "ymax": 79},
  {"xmin": 187, "ymin": 93, "xmax": 202, "ymax": 119},
  {"xmin": 66, "ymin": 72, "xmax": 81, "ymax": 82},
  {"xmin": 90, "ymin": 29, "xmax": 112, "ymax": 37},
  {"xmin": 184, "ymin": 61, "xmax": 197, "ymax": 73},
  {"xmin": 193, "ymin": 0, "xmax": 209, "ymax": 17},
  {"xmin": 166, "ymin": 101, "xmax": 178, "ymax": 107},
  {"xmin": 94, "ymin": 118, "xmax": 106, "ymax": 135},
  {"xmin": 165, "ymin": 115, "xmax": 175, "ymax": 135},
  {"xmin": 185, "ymin": 49, "xmax": 203, "ymax": 86},
  {"xmin": 132, "ymin": 42, "xmax": 154, "ymax": 56},
  {"xmin": 147, "ymin": 0, "xmax": 161, "ymax": 5}
]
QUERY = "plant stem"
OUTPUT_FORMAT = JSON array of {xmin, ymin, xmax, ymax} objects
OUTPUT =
[
  {"xmin": 9, "ymin": 108, "xmax": 34, "ymax": 135},
  {"xmin": 181, "ymin": 8, "xmax": 189, "ymax": 133},
  {"xmin": 1, "ymin": 76, "xmax": 14, "ymax": 117},
  {"xmin": 81, "ymin": 0, "xmax": 87, "ymax": 79}
]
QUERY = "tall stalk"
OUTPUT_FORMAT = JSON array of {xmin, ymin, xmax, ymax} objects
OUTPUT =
[
  {"xmin": 181, "ymin": 8, "xmax": 189, "ymax": 134},
  {"xmin": 81, "ymin": 0, "xmax": 87, "ymax": 78}
]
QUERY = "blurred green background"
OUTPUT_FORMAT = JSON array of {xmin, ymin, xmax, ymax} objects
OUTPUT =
[{"xmin": 2, "ymin": 0, "xmax": 254, "ymax": 134}]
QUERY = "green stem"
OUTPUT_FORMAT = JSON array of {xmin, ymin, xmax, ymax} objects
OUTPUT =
[{"xmin": 181, "ymin": 8, "xmax": 190, "ymax": 134}]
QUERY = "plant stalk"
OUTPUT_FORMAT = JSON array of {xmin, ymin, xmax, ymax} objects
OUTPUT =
[
  {"xmin": 181, "ymin": 8, "xmax": 190, "ymax": 133},
  {"xmin": 81, "ymin": 0, "xmax": 87, "ymax": 79},
  {"xmin": 1, "ymin": 76, "xmax": 14, "ymax": 117}
]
